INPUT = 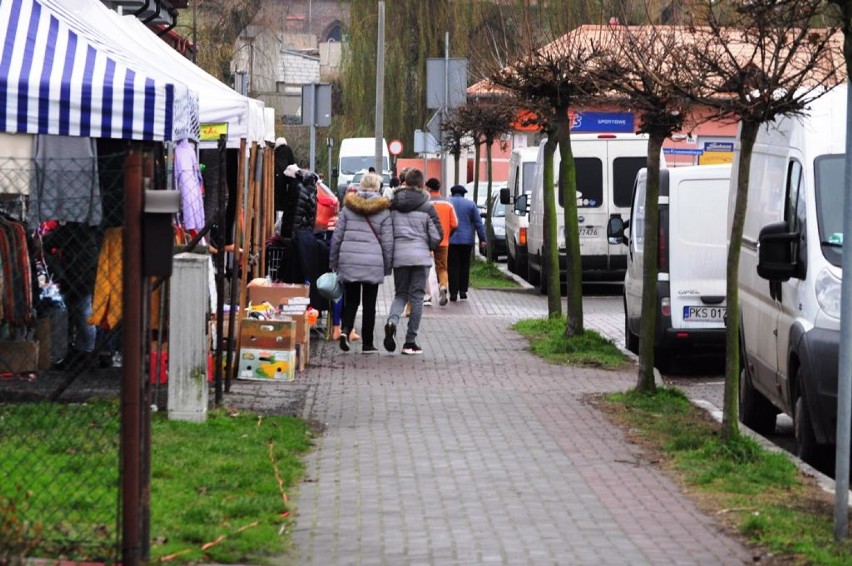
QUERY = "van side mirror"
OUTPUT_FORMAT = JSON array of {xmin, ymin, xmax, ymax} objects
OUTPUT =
[
  {"xmin": 332, "ymin": 168, "xmax": 339, "ymax": 179},
  {"xmin": 514, "ymin": 194, "xmax": 528, "ymax": 216},
  {"xmin": 757, "ymin": 221, "xmax": 799, "ymax": 281},
  {"xmin": 607, "ymin": 216, "xmax": 628, "ymax": 246},
  {"xmin": 499, "ymin": 187, "xmax": 511, "ymax": 205}
]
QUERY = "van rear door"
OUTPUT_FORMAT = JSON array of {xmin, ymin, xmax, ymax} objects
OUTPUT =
[
  {"xmin": 668, "ymin": 170, "xmax": 730, "ymax": 329},
  {"xmin": 569, "ymin": 137, "xmax": 646, "ymax": 273}
]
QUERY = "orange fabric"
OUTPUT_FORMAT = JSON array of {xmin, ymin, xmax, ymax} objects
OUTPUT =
[
  {"xmin": 433, "ymin": 246, "xmax": 449, "ymax": 287},
  {"xmin": 88, "ymin": 227, "xmax": 123, "ymax": 330},
  {"xmin": 430, "ymin": 197, "xmax": 458, "ymax": 247}
]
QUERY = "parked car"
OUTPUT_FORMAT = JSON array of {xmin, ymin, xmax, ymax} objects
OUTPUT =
[
  {"xmin": 481, "ymin": 190, "xmax": 507, "ymax": 259},
  {"xmin": 464, "ymin": 181, "xmax": 507, "ymax": 214},
  {"xmin": 501, "ymin": 146, "xmax": 539, "ymax": 276},
  {"xmin": 526, "ymin": 134, "xmax": 654, "ymax": 292},
  {"xmin": 607, "ymin": 164, "xmax": 732, "ymax": 371},
  {"xmin": 735, "ymin": 82, "xmax": 847, "ymax": 467},
  {"xmin": 343, "ymin": 169, "xmax": 392, "ymax": 198}
]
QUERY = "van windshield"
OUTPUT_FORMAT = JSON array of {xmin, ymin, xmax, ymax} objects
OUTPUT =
[
  {"xmin": 814, "ymin": 154, "xmax": 844, "ymax": 264},
  {"xmin": 340, "ymin": 156, "xmax": 389, "ymax": 175}
]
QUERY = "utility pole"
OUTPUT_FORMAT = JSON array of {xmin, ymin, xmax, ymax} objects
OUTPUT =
[{"xmin": 374, "ymin": 1, "xmax": 386, "ymax": 173}]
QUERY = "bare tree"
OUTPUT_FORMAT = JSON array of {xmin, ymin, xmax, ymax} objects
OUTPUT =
[
  {"xmin": 441, "ymin": 109, "xmax": 470, "ymax": 186},
  {"xmin": 179, "ymin": 0, "xmax": 264, "ymax": 81},
  {"xmin": 592, "ymin": 21, "xmax": 698, "ymax": 393},
  {"xmin": 681, "ymin": 0, "xmax": 843, "ymax": 442},
  {"xmin": 490, "ymin": 21, "xmax": 612, "ymax": 332}
]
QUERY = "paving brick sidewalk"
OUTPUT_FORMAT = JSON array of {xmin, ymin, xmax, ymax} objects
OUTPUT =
[{"xmin": 249, "ymin": 282, "xmax": 756, "ymax": 565}]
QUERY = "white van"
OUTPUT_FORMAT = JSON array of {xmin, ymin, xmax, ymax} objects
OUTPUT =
[
  {"xmin": 336, "ymin": 137, "xmax": 390, "ymax": 195},
  {"xmin": 525, "ymin": 133, "xmax": 652, "ymax": 291},
  {"xmin": 608, "ymin": 164, "xmax": 731, "ymax": 370},
  {"xmin": 735, "ymin": 83, "xmax": 847, "ymax": 467},
  {"xmin": 500, "ymin": 146, "xmax": 539, "ymax": 276}
]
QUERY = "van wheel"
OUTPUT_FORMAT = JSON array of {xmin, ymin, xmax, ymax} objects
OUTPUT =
[
  {"xmin": 528, "ymin": 252, "xmax": 541, "ymax": 287},
  {"xmin": 795, "ymin": 388, "xmax": 824, "ymax": 468},
  {"xmin": 539, "ymin": 261, "xmax": 548, "ymax": 295},
  {"xmin": 507, "ymin": 252, "xmax": 517, "ymax": 274},
  {"xmin": 624, "ymin": 307, "xmax": 639, "ymax": 354},
  {"xmin": 738, "ymin": 367, "xmax": 776, "ymax": 436}
]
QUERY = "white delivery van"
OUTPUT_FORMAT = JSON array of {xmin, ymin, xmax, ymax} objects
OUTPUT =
[
  {"xmin": 735, "ymin": 83, "xmax": 847, "ymax": 467},
  {"xmin": 608, "ymin": 164, "xmax": 731, "ymax": 370},
  {"xmin": 500, "ymin": 146, "xmax": 539, "ymax": 277},
  {"xmin": 526, "ymin": 133, "xmax": 652, "ymax": 291},
  {"xmin": 336, "ymin": 137, "xmax": 390, "ymax": 195}
]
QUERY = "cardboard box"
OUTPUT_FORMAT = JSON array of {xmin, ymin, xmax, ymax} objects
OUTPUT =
[
  {"xmin": 0, "ymin": 340, "xmax": 39, "ymax": 373},
  {"xmin": 240, "ymin": 319, "xmax": 297, "ymax": 351},
  {"xmin": 247, "ymin": 280, "xmax": 310, "ymax": 307},
  {"xmin": 237, "ymin": 348, "xmax": 296, "ymax": 381}
]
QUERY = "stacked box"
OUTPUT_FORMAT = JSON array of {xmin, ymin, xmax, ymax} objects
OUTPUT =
[
  {"xmin": 0, "ymin": 341, "xmax": 39, "ymax": 373},
  {"xmin": 237, "ymin": 348, "xmax": 296, "ymax": 381},
  {"xmin": 237, "ymin": 318, "xmax": 297, "ymax": 382},
  {"xmin": 246, "ymin": 280, "xmax": 312, "ymax": 370}
]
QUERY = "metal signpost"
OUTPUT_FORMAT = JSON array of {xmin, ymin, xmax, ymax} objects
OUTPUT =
[{"xmin": 301, "ymin": 83, "xmax": 332, "ymax": 172}]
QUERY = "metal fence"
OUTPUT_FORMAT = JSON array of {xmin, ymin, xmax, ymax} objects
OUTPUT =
[{"xmin": 0, "ymin": 146, "xmax": 127, "ymax": 563}]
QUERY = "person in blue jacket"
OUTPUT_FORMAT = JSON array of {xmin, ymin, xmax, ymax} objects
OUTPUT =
[{"xmin": 448, "ymin": 185, "xmax": 486, "ymax": 301}]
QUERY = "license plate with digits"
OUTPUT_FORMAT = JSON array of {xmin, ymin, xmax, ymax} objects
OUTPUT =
[{"xmin": 683, "ymin": 306, "xmax": 726, "ymax": 321}]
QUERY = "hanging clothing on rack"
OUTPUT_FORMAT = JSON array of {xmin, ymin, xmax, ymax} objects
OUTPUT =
[
  {"xmin": 88, "ymin": 227, "xmax": 123, "ymax": 330},
  {"xmin": 0, "ymin": 217, "xmax": 34, "ymax": 326},
  {"xmin": 31, "ymin": 135, "xmax": 102, "ymax": 230},
  {"xmin": 174, "ymin": 139, "xmax": 206, "ymax": 232}
]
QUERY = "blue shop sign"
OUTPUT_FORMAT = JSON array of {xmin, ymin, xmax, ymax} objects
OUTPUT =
[
  {"xmin": 704, "ymin": 141, "xmax": 734, "ymax": 152},
  {"xmin": 663, "ymin": 148, "xmax": 705, "ymax": 156},
  {"xmin": 570, "ymin": 112, "xmax": 635, "ymax": 133}
]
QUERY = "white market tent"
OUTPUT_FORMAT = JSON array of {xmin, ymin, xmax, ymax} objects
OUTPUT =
[
  {"xmin": 0, "ymin": 0, "xmax": 198, "ymax": 142},
  {"xmin": 37, "ymin": 0, "xmax": 271, "ymax": 149}
]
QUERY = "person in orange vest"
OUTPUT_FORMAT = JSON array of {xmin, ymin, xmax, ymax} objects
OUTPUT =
[{"xmin": 425, "ymin": 178, "xmax": 458, "ymax": 306}]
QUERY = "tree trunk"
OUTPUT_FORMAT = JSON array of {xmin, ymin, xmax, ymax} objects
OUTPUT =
[
  {"xmin": 543, "ymin": 135, "xmax": 562, "ymax": 318},
  {"xmin": 453, "ymin": 150, "xmax": 461, "ymax": 186},
  {"xmin": 485, "ymin": 139, "xmax": 494, "ymax": 263},
  {"xmin": 722, "ymin": 120, "xmax": 759, "ymax": 443},
  {"xmin": 636, "ymin": 134, "xmax": 664, "ymax": 393},
  {"xmin": 556, "ymin": 112, "xmax": 582, "ymax": 336},
  {"xmin": 472, "ymin": 140, "xmax": 482, "ymax": 212}
]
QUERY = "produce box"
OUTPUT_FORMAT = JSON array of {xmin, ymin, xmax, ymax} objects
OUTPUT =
[
  {"xmin": 239, "ymin": 319, "xmax": 297, "ymax": 351},
  {"xmin": 0, "ymin": 341, "xmax": 39, "ymax": 373},
  {"xmin": 237, "ymin": 348, "xmax": 296, "ymax": 382},
  {"xmin": 246, "ymin": 279, "xmax": 310, "ymax": 307}
]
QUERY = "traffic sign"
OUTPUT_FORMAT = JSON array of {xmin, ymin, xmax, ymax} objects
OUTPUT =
[{"xmin": 389, "ymin": 139, "xmax": 403, "ymax": 155}]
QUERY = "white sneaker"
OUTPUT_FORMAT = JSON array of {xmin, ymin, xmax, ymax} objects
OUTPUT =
[{"xmin": 423, "ymin": 298, "xmax": 432, "ymax": 307}]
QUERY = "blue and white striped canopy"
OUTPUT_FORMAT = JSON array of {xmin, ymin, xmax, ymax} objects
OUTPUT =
[{"xmin": 0, "ymin": 0, "xmax": 198, "ymax": 141}]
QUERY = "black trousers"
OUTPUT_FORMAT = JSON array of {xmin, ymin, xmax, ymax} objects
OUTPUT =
[
  {"xmin": 448, "ymin": 244, "xmax": 473, "ymax": 297},
  {"xmin": 342, "ymin": 281, "xmax": 379, "ymax": 346}
]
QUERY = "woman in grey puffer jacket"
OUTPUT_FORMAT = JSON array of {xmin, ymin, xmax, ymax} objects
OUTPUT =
[{"xmin": 329, "ymin": 172, "xmax": 394, "ymax": 353}]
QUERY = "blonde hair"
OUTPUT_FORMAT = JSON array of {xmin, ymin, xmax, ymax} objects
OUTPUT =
[{"xmin": 359, "ymin": 172, "xmax": 383, "ymax": 192}]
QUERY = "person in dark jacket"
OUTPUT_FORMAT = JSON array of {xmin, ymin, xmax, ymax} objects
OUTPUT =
[
  {"xmin": 273, "ymin": 137, "xmax": 296, "ymax": 212},
  {"xmin": 383, "ymin": 168, "xmax": 442, "ymax": 355},
  {"xmin": 329, "ymin": 172, "xmax": 393, "ymax": 353},
  {"xmin": 276, "ymin": 165, "xmax": 318, "ymax": 239},
  {"xmin": 448, "ymin": 184, "xmax": 487, "ymax": 301}
]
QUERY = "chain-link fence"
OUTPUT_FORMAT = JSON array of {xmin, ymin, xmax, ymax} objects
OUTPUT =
[{"xmin": 0, "ymin": 140, "xmax": 127, "ymax": 563}]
